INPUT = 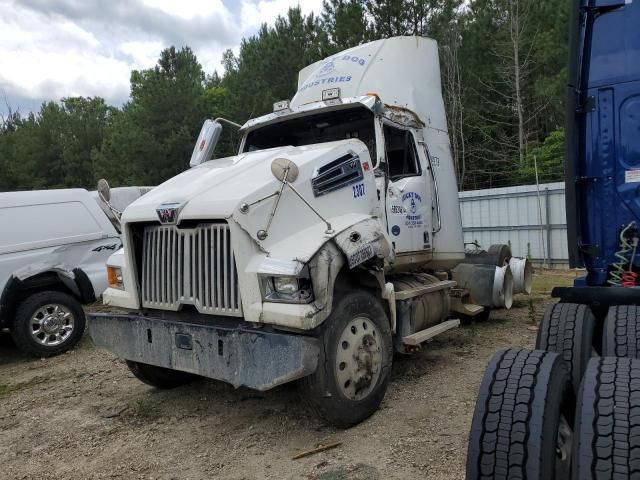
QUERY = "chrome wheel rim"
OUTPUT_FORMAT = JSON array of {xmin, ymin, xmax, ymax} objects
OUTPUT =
[
  {"xmin": 335, "ymin": 316, "xmax": 382, "ymax": 401},
  {"xmin": 30, "ymin": 303, "xmax": 75, "ymax": 346}
]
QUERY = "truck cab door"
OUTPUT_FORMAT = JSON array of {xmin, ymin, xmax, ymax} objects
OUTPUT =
[{"xmin": 382, "ymin": 123, "xmax": 433, "ymax": 253}]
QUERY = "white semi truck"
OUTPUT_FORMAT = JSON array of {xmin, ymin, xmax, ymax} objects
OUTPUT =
[{"xmin": 89, "ymin": 36, "xmax": 519, "ymax": 427}]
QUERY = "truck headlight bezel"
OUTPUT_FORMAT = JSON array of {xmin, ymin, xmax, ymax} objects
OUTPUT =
[{"xmin": 259, "ymin": 269, "xmax": 314, "ymax": 304}]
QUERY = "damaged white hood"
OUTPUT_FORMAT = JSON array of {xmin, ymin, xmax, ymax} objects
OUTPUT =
[
  {"xmin": 123, "ymin": 146, "xmax": 294, "ymax": 221},
  {"xmin": 122, "ymin": 140, "xmax": 387, "ymax": 258},
  {"xmin": 124, "ymin": 141, "xmax": 364, "ymax": 221}
]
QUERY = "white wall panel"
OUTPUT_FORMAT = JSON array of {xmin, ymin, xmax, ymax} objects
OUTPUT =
[{"xmin": 459, "ymin": 182, "xmax": 568, "ymax": 267}]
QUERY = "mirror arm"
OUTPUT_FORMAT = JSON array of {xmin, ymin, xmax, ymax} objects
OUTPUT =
[{"xmin": 214, "ymin": 117, "xmax": 242, "ymax": 129}]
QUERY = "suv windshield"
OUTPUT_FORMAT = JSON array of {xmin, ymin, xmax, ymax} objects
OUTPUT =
[{"xmin": 243, "ymin": 107, "xmax": 376, "ymax": 165}]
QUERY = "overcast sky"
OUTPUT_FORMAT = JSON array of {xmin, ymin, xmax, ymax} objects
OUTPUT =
[{"xmin": 0, "ymin": 0, "xmax": 324, "ymax": 116}]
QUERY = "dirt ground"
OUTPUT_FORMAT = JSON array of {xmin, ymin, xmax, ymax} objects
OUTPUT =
[{"xmin": 0, "ymin": 269, "xmax": 579, "ymax": 480}]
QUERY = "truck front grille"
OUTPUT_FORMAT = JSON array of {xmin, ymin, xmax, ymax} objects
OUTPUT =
[{"xmin": 140, "ymin": 223, "xmax": 241, "ymax": 316}]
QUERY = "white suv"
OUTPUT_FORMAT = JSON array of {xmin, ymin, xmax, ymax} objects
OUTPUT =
[{"xmin": 0, "ymin": 187, "xmax": 147, "ymax": 357}]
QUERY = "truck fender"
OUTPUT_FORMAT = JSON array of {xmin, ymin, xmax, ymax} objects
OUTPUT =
[
  {"xmin": 0, "ymin": 267, "xmax": 95, "ymax": 328},
  {"xmin": 308, "ymin": 242, "xmax": 345, "ymax": 326},
  {"xmin": 333, "ymin": 218, "xmax": 396, "ymax": 330},
  {"xmin": 10, "ymin": 267, "xmax": 95, "ymax": 303},
  {"xmin": 332, "ymin": 218, "xmax": 394, "ymax": 267},
  {"xmin": 55, "ymin": 270, "xmax": 82, "ymax": 298},
  {"xmin": 308, "ymin": 218, "xmax": 396, "ymax": 330}
]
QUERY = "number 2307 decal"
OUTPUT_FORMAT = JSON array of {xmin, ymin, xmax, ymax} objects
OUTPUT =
[{"xmin": 352, "ymin": 183, "xmax": 365, "ymax": 198}]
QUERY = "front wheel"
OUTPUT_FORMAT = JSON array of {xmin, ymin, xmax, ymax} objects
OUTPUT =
[
  {"xmin": 300, "ymin": 290, "xmax": 393, "ymax": 428},
  {"xmin": 11, "ymin": 290, "xmax": 86, "ymax": 357}
]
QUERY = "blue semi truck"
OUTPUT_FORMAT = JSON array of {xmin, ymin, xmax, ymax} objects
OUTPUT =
[{"xmin": 466, "ymin": 2, "xmax": 640, "ymax": 479}]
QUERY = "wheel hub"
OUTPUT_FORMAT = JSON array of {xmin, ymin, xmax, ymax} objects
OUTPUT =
[
  {"xmin": 43, "ymin": 315, "xmax": 61, "ymax": 333},
  {"xmin": 335, "ymin": 316, "xmax": 382, "ymax": 401},
  {"xmin": 30, "ymin": 304, "xmax": 75, "ymax": 347}
]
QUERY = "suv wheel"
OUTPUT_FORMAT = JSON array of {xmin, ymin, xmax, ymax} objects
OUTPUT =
[{"xmin": 12, "ymin": 290, "xmax": 86, "ymax": 357}]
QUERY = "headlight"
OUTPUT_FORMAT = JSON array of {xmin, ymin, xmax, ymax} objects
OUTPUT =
[
  {"xmin": 260, "ymin": 271, "xmax": 313, "ymax": 303},
  {"xmin": 107, "ymin": 266, "xmax": 124, "ymax": 290},
  {"xmin": 273, "ymin": 276, "xmax": 300, "ymax": 294}
]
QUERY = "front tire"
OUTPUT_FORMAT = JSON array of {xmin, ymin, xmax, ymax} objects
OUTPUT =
[
  {"xmin": 300, "ymin": 290, "xmax": 393, "ymax": 428},
  {"xmin": 126, "ymin": 361, "xmax": 197, "ymax": 389},
  {"xmin": 11, "ymin": 290, "xmax": 86, "ymax": 357}
]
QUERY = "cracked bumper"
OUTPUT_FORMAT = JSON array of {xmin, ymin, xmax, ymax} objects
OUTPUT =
[{"xmin": 88, "ymin": 313, "xmax": 320, "ymax": 391}]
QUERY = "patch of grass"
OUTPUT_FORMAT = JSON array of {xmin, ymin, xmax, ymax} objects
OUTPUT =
[
  {"xmin": 527, "ymin": 297, "xmax": 536, "ymax": 325},
  {"xmin": 129, "ymin": 397, "xmax": 161, "ymax": 419},
  {"xmin": 531, "ymin": 269, "xmax": 579, "ymax": 296},
  {"xmin": 0, "ymin": 375, "xmax": 49, "ymax": 397}
]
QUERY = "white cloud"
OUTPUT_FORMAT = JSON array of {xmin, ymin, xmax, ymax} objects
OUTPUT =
[
  {"xmin": 141, "ymin": 0, "xmax": 230, "ymax": 20},
  {"xmin": 0, "ymin": 0, "xmax": 325, "ymax": 115},
  {"xmin": 119, "ymin": 40, "xmax": 165, "ymax": 67},
  {"xmin": 0, "ymin": 3, "xmax": 131, "ymax": 107},
  {"xmin": 240, "ymin": 0, "xmax": 325, "ymax": 32}
]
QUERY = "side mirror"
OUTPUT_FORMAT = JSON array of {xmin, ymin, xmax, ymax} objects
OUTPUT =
[
  {"xmin": 97, "ymin": 178, "xmax": 111, "ymax": 202},
  {"xmin": 190, "ymin": 119, "xmax": 222, "ymax": 167}
]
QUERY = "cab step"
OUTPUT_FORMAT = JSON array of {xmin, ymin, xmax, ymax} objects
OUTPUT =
[{"xmin": 402, "ymin": 319, "xmax": 461, "ymax": 346}]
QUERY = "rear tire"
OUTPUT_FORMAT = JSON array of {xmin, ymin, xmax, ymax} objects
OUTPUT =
[
  {"xmin": 603, "ymin": 305, "xmax": 640, "ymax": 358},
  {"xmin": 11, "ymin": 290, "xmax": 86, "ymax": 358},
  {"xmin": 487, "ymin": 244, "xmax": 512, "ymax": 267},
  {"xmin": 466, "ymin": 348, "xmax": 574, "ymax": 480},
  {"xmin": 536, "ymin": 302, "xmax": 595, "ymax": 392},
  {"xmin": 300, "ymin": 290, "xmax": 393, "ymax": 428},
  {"xmin": 126, "ymin": 361, "xmax": 197, "ymax": 389},
  {"xmin": 573, "ymin": 357, "xmax": 640, "ymax": 480}
]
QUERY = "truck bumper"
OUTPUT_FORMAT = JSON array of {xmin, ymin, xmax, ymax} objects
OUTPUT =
[{"xmin": 88, "ymin": 313, "xmax": 320, "ymax": 391}]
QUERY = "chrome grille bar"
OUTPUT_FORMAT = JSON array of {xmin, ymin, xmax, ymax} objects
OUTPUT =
[{"xmin": 141, "ymin": 223, "xmax": 242, "ymax": 316}]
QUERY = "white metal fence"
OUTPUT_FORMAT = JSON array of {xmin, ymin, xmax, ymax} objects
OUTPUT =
[{"xmin": 458, "ymin": 182, "xmax": 568, "ymax": 268}]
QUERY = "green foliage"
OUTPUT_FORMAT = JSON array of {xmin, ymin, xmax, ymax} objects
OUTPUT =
[
  {"xmin": 221, "ymin": 7, "xmax": 329, "ymax": 123},
  {"xmin": 0, "ymin": 1, "xmax": 569, "ymax": 192},
  {"xmin": 94, "ymin": 46, "xmax": 208, "ymax": 186},
  {"xmin": 1, "ymin": 97, "xmax": 113, "ymax": 190},
  {"xmin": 516, "ymin": 128, "xmax": 565, "ymax": 185},
  {"xmin": 322, "ymin": 0, "xmax": 369, "ymax": 51}
]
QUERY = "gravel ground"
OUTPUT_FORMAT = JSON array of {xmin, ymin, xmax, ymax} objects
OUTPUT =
[{"xmin": 0, "ymin": 270, "xmax": 578, "ymax": 480}]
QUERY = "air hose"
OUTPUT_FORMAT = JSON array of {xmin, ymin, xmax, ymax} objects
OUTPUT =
[
  {"xmin": 622, "ymin": 237, "xmax": 640, "ymax": 287},
  {"xmin": 608, "ymin": 222, "xmax": 637, "ymax": 286}
]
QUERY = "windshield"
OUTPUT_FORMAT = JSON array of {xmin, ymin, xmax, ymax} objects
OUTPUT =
[{"xmin": 243, "ymin": 107, "xmax": 377, "ymax": 165}]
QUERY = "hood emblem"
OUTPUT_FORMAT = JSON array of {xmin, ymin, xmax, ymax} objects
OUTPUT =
[{"xmin": 156, "ymin": 202, "xmax": 183, "ymax": 225}]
